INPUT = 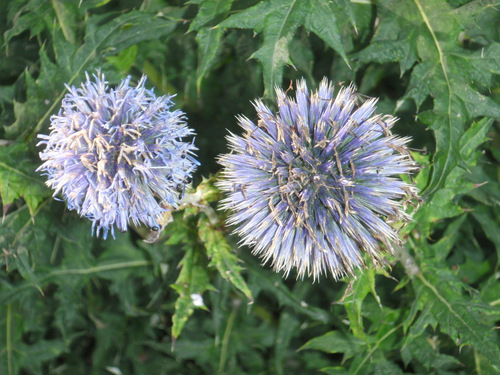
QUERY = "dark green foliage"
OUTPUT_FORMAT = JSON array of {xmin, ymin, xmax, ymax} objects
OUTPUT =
[{"xmin": 0, "ymin": 0, "xmax": 499, "ymax": 373}]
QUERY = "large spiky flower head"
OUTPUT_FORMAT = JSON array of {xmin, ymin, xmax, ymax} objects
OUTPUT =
[
  {"xmin": 37, "ymin": 71, "xmax": 198, "ymax": 239},
  {"xmin": 217, "ymin": 78, "xmax": 419, "ymax": 280}
]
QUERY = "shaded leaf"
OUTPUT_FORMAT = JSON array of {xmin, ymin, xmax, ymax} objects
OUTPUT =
[
  {"xmin": 198, "ymin": 215, "xmax": 253, "ymax": 300},
  {"xmin": 299, "ymin": 330, "xmax": 366, "ymax": 358},
  {"xmin": 219, "ymin": 0, "xmax": 350, "ymax": 96}
]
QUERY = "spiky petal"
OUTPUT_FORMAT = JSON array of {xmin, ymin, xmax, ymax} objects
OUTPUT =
[
  {"xmin": 37, "ymin": 71, "xmax": 198, "ymax": 239},
  {"xmin": 217, "ymin": 78, "xmax": 418, "ymax": 280}
]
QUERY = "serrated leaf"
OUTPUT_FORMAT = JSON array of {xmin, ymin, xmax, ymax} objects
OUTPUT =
[
  {"xmin": 361, "ymin": 0, "xmax": 500, "ymax": 198},
  {"xmin": 404, "ymin": 267, "xmax": 500, "ymax": 369},
  {"xmin": 218, "ymin": 1, "xmax": 275, "ymax": 30},
  {"xmin": 249, "ymin": 0, "xmax": 304, "ymax": 96},
  {"xmin": 198, "ymin": 215, "xmax": 252, "ymax": 300},
  {"xmin": 219, "ymin": 0, "xmax": 350, "ymax": 96},
  {"xmin": 401, "ymin": 334, "xmax": 461, "ymax": 372},
  {"xmin": 4, "ymin": 0, "xmax": 52, "ymax": 45},
  {"xmin": 303, "ymin": 0, "xmax": 349, "ymax": 67},
  {"xmin": 411, "ymin": 118, "xmax": 493, "ymax": 235},
  {"xmin": 410, "ymin": 0, "xmax": 500, "ymax": 196},
  {"xmin": 171, "ymin": 245, "xmax": 214, "ymax": 338},
  {"xmin": 0, "ymin": 143, "xmax": 49, "ymax": 217}
]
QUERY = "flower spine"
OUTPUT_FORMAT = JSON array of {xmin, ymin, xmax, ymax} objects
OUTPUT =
[
  {"xmin": 37, "ymin": 72, "xmax": 198, "ymax": 239},
  {"xmin": 217, "ymin": 78, "xmax": 419, "ymax": 280}
]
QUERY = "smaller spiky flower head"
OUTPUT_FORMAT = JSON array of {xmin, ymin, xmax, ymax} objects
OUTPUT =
[
  {"xmin": 37, "ymin": 71, "xmax": 198, "ymax": 239},
  {"xmin": 217, "ymin": 78, "xmax": 419, "ymax": 280}
]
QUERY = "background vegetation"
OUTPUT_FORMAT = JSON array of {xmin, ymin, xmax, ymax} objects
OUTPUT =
[{"xmin": 1, "ymin": 0, "xmax": 500, "ymax": 373}]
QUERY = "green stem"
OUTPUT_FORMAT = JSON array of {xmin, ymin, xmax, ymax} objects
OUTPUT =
[{"xmin": 219, "ymin": 301, "xmax": 239, "ymax": 374}]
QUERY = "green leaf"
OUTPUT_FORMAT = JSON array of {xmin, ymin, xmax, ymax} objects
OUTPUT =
[
  {"xmin": 349, "ymin": 323, "xmax": 404, "ymax": 375},
  {"xmin": 404, "ymin": 267, "xmax": 500, "ymax": 369},
  {"xmin": 195, "ymin": 27, "xmax": 225, "ymax": 93},
  {"xmin": 471, "ymin": 205, "xmax": 500, "ymax": 259},
  {"xmin": 50, "ymin": 0, "xmax": 76, "ymax": 43},
  {"xmin": 219, "ymin": 0, "xmax": 350, "ymax": 96},
  {"xmin": 299, "ymin": 330, "xmax": 366, "ymax": 358},
  {"xmin": 401, "ymin": 334, "xmax": 461, "ymax": 372},
  {"xmin": 274, "ymin": 312, "xmax": 300, "ymax": 375},
  {"xmin": 4, "ymin": 0, "xmax": 52, "ymax": 45},
  {"xmin": 342, "ymin": 268, "xmax": 381, "ymax": 340},
  {"xmin": 410, "ymin": 0, "xmax": 500, "ymax": 196},
  {"xmin": 198, "ymin": 215, "xmax": 253, "ymax": 300},
  {"xmin": 13, "ymin": 245, "xmax": 43, "ymax": 295},
  {"xmin": 411, "ymin": 118, "xmax": 494, "ymax": 235},
  {"xmin": 360, "ymin": 0, "xmax": 500, "ymax": 198},
  {"xmin": 171, "ymin": 245, "xmax": 214, "ymax": 338},
  {"xmin": 248, "ymin": 0, "xmax": 304, "ymax": 97},
  {"xmin": 246, "ymin": 257, "xmax": 330, "ymax": 323},
  {"xmin": 218, "ymin": 1, "xmax": 275, "ymax": 30},
  {"xmin": 429, "ymin": 214, "xmax": 468, "ymax": 262},
  {"xmin": 0, "ymin": 143, "xmax": 49, "ymax": 217},
  {"xmin": 303, "ymin": 0, "xmax": 349, "ymax": 67},
  {"xmin": 105, "ymin": 45, "xmax": 138, "ymax": 74},
  {"xmin": 189, "ymin": 0, "xmax": 234, "ymax": 31}
]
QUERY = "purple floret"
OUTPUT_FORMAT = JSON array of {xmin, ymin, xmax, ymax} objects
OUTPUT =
[
  {"xmin": 37, "ymin": 72, "xmax": 198, "ymax": 239},
  {"xmin": 217, "ymin": 78, "xmax": 419, "ymax": 280}
]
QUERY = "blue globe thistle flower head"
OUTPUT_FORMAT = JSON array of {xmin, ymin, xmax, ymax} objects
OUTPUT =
[
  {"xmin": 217, "ymin": 78, "xmax": 419, "ymax": 280},
  {"xmin": 37, "ymin": 71, "xmax": 198, "ymax": 239}
]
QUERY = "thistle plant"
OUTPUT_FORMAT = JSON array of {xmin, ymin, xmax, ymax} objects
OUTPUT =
[
  {"xmin": 217, "ymin": 78, "xmax": 419, "ymax": 280},
  {"xmin": 37, "ymin": 72, "xmax": 198, "ymax": 239}
]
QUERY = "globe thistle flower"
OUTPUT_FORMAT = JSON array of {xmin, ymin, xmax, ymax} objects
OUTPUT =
[
  {"xmin": 217, "ymin": 78, "xmax": 419, "ymax": 280},
  {"xmin": 37, "ymin": 72, "xmax": 198, "ymax": 239}
]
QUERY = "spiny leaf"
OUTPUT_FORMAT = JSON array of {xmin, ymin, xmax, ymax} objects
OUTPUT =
[
  {"xmin": 411, "ymin": 118, "xmax": 494, "ymax": 235},
  {"xmin": 409, "ymin": 0, "xmax": 500, "ymax": 196},
  {"xmin": 0, "ymin": 143, "xmax": 49, "ymax": 217},
  {"xmin": 4, "ymin": 0, "xmax": 52, "ymax": 45},
  {"xmin": 401, "ymin": 334, "xmax": 461, "ymax": 372},
  {"xmin": 171, "ymin": 244, "xmax": 214, "ymax": 339},
  {"xmin": 404, "ymin": 267, "xmax": 500, "ymax": 369},
  {"xmin": 248, "ymin": 0, "xmax": 304, "ymax": 97},
  {"xmin": 358, "ymin": 0, "xmax": 500, "ymax": 199},
  {"xmin": 198, "ymin": 215, "xmax": 252, "ymax": 300},
  {"xmin": 219, "ymin": 0, "xmax": 350, "ymax": 96},
  {"xmin": 303, "ymin": 0, "xmax": 349, "ymax": 67}
]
